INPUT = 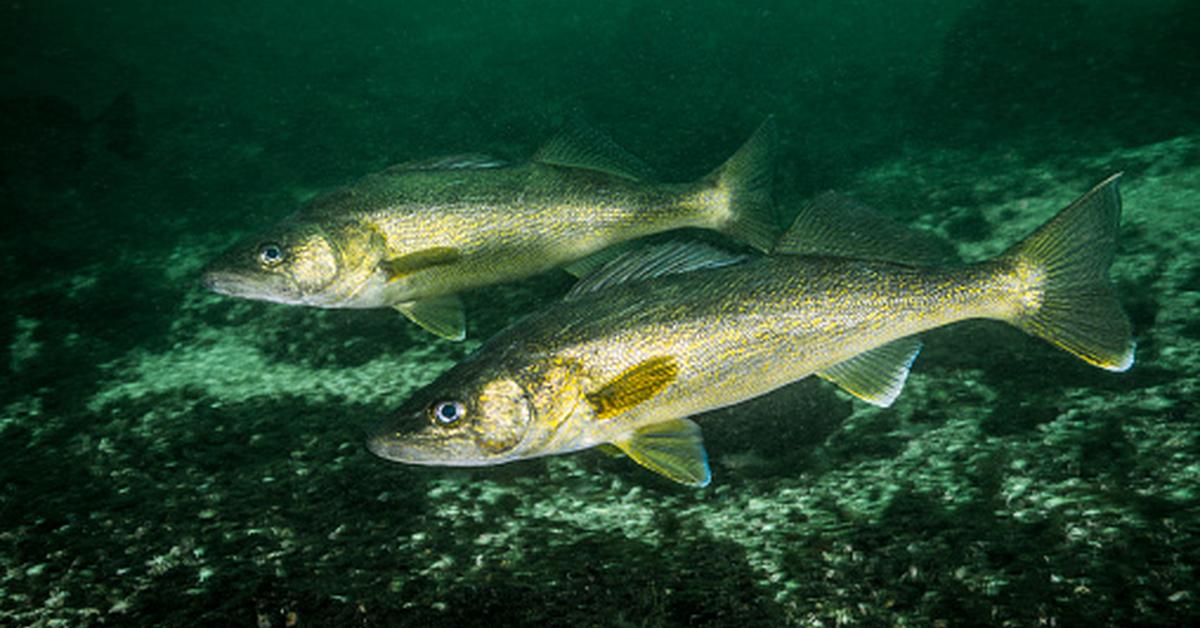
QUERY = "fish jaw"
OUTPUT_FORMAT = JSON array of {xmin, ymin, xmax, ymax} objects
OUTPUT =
[
  {"xmin": 366, "ymin": 422, "xmax": 502, "ymax": 467},
  {"xmin": 201, "ymin": 261, "xmax": 307, "ymax": 305}
]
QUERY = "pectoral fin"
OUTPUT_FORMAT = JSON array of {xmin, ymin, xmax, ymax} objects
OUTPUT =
[
  {"xmin": 394, "ymin": 295, "xmax": 466, "ymax": 341},
  {"xmin": 613, "ymin": 418, "xmax": 711, "ymax": 487},
  {"xmin": 379, "ymin": 247, "xmax": 461, "ymax": 283},
  {"xmin": 585, "ymin": 356, "xmax": 678, "ymax": 420},
  {"xmin": 816, "ymin": 338, "xmax": 922, "ymax": 407}
]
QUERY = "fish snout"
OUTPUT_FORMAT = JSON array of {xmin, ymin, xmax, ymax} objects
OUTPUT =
[
  {"xmin": 201, "ymin": 268, "xmax": 242, "ymax": 296},
  {"xmin": 201, "ymin": 269, "xmax": 221, "ymax": 292},
  {"xmin": 365, "ymin": 429, "xmax": 424, "ymax": 464}
]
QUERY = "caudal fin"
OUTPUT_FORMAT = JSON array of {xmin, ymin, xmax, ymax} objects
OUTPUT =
[
  {"xmin": 999, "ymin": 173, "xmax": 1135, "ymax": 371},
  {"xmin": 702, "ymin": 116, "xmax": 778, "ymax": 251}
]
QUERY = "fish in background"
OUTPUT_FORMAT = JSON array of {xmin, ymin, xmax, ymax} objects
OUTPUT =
[
  {"xmin": 202, "ymin": 118, "xmax": 778, "ymax": 340},
  {"xmin": 367, "ymin": 175, "xmax": 1134, "ymax": 486}
]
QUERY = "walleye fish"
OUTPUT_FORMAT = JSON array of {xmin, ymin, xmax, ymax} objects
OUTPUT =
[
  {"xmin": 202, "ymin": 119, "xmax": 778, "ymax": 340},
  {"xmin": 367, "ymin": 175, "xmax": 1134, "ymax": 486}
]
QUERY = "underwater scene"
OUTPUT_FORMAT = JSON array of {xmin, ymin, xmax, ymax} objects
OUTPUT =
[{"xmin": 2, "ymin": 0, "xmax": 1198, "ymax": 625}]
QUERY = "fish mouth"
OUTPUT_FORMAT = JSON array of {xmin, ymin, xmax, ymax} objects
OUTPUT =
[
  {"xmin": 365, "ymin": 420, "xmax": 498, "ymax": 468},
  {"xmin": 365, "ymin": 430, "xmax": 444, "ymax": 465},
  {"xmin": 202, "ymin": 268, "xmax": 302, "ymax": 305},
  {"xmin": 202, "ymin": 269, "xmax": 241, "ymax": 295}
]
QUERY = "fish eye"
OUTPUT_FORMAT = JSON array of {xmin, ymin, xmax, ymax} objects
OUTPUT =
[
  {"xmin": 258, "ymin": 243, "xmax": 285, "ymax": 266},
  {"xmin": 431, "ymin": 400, "xmax": 466, "ymax": 425}
]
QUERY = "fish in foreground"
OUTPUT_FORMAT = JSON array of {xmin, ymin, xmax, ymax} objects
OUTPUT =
[
  {"xmin": 202, "ymin": 119, "xmax": 777, "ymax": 340},
  {"xmin": 367, "ymin": 175, "xmax": 1134, "ymax": 486}
]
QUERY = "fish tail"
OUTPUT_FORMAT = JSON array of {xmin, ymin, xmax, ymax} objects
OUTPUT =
[
  {"xmin": 700, "ymin": 116, "xmax": 778, "ymax": 252},
  {"xmin": 997, "ymin": 173, "xmax": 1135, "ymax": 371}
]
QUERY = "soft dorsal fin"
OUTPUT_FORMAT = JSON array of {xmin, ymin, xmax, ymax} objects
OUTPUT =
[
  {"xmin": 533, "ymin": 119, "xmax": 656, "ymax": 182},
  {"xmin": 385, "ymin": 153, "xmax": 508, "ymax": 173},
  {"xmin": 775, "ymin": 192, "xmax": 957, "ymax": 265},
  {"xmin": 613, "ymin": 418, "xmax": 711, "ymax": 487},
  {"xmin": 565, "ymin": 242, "xmax": 746, "ymax": 300},
  {"xmin": 586, "ymin": 356, "xmax": 679, "ymax": 420},
  {"xmin": 379, "ymin": 247, "xmax": 461, "ymax": 283},
  {"xmin": 394, "ymin": 294, "xmax": 466, "ymax": 341},
  {"xmin": 816, "ymin": 338, "xmax": 922, "ymax": 407}
]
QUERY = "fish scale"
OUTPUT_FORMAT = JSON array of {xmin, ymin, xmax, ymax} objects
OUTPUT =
[
  {"xmin": 369, "ymin": 175, "xmax": 1134, "ymax": 487},
  {"xmin": 204, "ymin": 118, "xmax": 779, "ymax": 340}
]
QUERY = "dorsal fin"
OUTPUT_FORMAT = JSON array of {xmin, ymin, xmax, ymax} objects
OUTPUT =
[
  {"xmin": 775, "ymin": 192, "xmax": 957, "ymax": 265},
  {"xmin": 562, "ymin": 242, "xmax": 636, "ymax": 278},
  {"xmin": 385, "ymin": 153, "xmax": 508, "ymax": 173},
  {"xmin": 533, "ymin": 118, "xmax": 656, "ymax": 182},
  {"xmin": 816, "ymin": 338, "xmax": 922, "ymax": 407},
  {"xmin": 565, "ymin": 242, "xmax": 746, "ymax": 300}
]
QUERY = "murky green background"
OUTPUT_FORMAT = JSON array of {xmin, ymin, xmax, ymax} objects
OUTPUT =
[{"xmin": 2, "ymin": 1, "xmax": 1197, "ymax": 625}]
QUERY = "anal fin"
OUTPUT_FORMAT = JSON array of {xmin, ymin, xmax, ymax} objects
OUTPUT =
[
  {"xmin": 394, "ymin": 295, "xmax": 466, "ymax": 341},
  {"xmin": 816, "ymin": 338, "xmax": 922, "ymax": 407},
  {"xmin": 613, "ymin": 418, "xmax": 711, "ymax": 487}
]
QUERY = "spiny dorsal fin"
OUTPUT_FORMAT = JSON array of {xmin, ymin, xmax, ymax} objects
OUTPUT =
[
  {"xmin": 565, "ymin": 242, "xmax": 746, "ymax": 300},
  {"xmin": 775, "ymin": 192, "xmax": 957, "ymax": 265},
  {"xmin": 816, "ymin": 338, "xmax": 922, "ymax": 407},
  {"xmin": 613, "ymin": 418, "xmax": 711, "ymax": 487},
  {"xmin": 379, "ymin": 247, "xmax": 461, "ymax": 283},
  {"xmin": 394, "ymin": 294, "xmax": 466, "ymax": 341},
  {"xmin": 586, "ymin": 356, "xmax": 678, "ymax": 420},
  {"xmin": 385, "ymin": 153, "xmax": 508, "ymax": 173},
  {"xmin": 533, "ymin": 119, "xmax": 656, "ymax": 182}
]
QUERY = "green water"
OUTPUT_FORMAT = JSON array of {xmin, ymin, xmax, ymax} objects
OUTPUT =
[{"xmin": 2, "ymin": 1, "xmax": 1198, "ymax": 625}]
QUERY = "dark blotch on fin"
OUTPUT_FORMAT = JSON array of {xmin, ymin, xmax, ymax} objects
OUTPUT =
[
  {"xmin": 586, "ymin": 356, "xmax": 679, "ymax": 420},
  {"xmin": 380, "ymin": 247, "xmax": 462, "ymax": 283}
]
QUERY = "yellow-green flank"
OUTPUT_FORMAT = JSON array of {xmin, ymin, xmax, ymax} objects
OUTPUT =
[
  {"xmin": 367, "ymin": 175, "xmax": 1134, "ymax": 486},
  {"xmin": 203, "ymin": 119, "xmax": 778, "ymax": 340}
]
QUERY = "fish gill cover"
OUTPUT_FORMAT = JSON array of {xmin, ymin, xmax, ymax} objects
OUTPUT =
[{"xmin": 1, "ymin": 0, "xmax": 1198, "ymax": 626}]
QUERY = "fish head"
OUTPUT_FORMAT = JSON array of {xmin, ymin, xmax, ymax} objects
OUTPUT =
[
  {"xmin": 367, "ymin": 359, "xmax": 539, "ymax": 467},
  {"xmin": 203, "ymin": 221, "xmax": 347, "ymax": 306}
]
